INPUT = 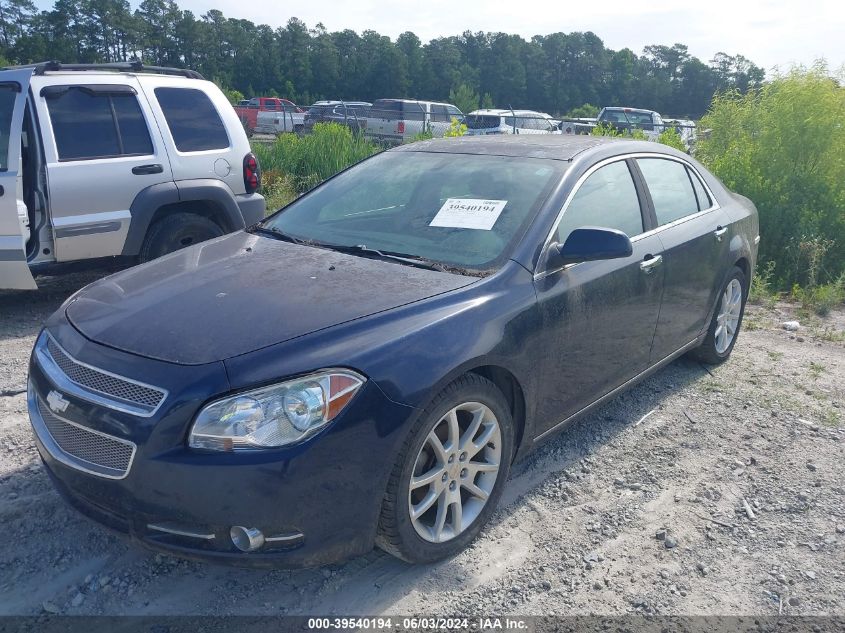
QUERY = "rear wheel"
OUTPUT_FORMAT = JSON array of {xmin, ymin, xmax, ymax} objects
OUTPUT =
[
  {"xmin": 139, "ymin": 213, "xmax": 224, "ymax": 263},
  {"xmin": 376, "ymin": 374, "xmax": 514, "ymax": 563},
  {"xmin": 689, "ymin": 266, "xmax": 747, "ymax": 364}
]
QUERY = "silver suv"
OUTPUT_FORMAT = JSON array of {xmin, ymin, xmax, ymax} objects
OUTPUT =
[
  {"xmin": 0, "ymin": 62, "xmax": 265, "ymax": 290},
  {"xmin": 464, "ymin": 109, "xmax": 560, "ymax": 135}
]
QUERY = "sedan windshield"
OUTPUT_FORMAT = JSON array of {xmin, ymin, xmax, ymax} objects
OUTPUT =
[{"xmin": 260, "ymin": 151, "xmax": 564, "ymax": 272}]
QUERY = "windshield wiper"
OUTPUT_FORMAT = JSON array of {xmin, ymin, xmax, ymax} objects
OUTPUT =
[
  {"xmin": 251, "ymin": 229, "xmax": 480, "ymax": 275},
  {"xmin": 250, "ymin": 225, "xmax": 314, "ymax": 246},
  {"xmin": 321, "ymin": 243, "xmax": 449, "ymax": 272}
]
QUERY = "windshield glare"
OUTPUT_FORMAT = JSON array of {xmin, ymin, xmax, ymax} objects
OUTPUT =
[{"xmin": 261, "ymin": 151, "xmax": 564, "ymax": 271}]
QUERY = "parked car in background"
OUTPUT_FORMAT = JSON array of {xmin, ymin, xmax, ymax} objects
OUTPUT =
[
  {"xmin": 255, "ymin": 105, "xmax": 306, "ymax": 135},
  {"xmin": 464, "ymin": 109, "xmax": 560, "ymax": 135},
  {"xmin": 364, "ymin": 99, "xmax": 462, "ymax": 144},
  {"xmin": 597, "ymin": 107, "xmax": 666, "ymax": 140},
  {"xmin": 664, "ymin": 118, "xmax": 698, "ymax": 152},
  {"xmin": 558, "ymin": 117, "xmax": 597, "ymax": 135},
  {"xmin": 29, "ymin": 135, "xmax": 758, "ymax": 567},
  {"xmin": 0, "ymin": 61, "xmax": 264, "ymax": 290},
  {"xmin": 234, "ymin": 97, "xmax": 303, "ymax": 135},
  {"xmin": 304, "ymin": 101, "xmax": 371, "ymax": 134}
]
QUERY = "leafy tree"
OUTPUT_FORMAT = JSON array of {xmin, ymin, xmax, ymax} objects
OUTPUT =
[
  {"xmin": 449, "ymin": 82, "xmax": 479, "ymax": 114},
  {"xmin": 0, "ymin": 0, "xmax": 37, "ymax": 58},
  {"xmin": 697, "ymin": 63, "xmax": 845, "ymax": 287},
  {"xmin": 566, "ymin": 103, "xmax": 599, "ymax": 118},
  {"xmin": 0, "ymin": 2, "xmax": 766, "ymax": 125}
]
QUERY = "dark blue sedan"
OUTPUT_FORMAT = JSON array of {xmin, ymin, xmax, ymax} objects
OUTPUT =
[{"xmin": 28, "ymin": 136, "xmax": 759, "ymax": 566}]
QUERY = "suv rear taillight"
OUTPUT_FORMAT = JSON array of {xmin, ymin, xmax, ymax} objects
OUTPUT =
[
  {"xmin": 397, "ymin": 121, "xmax": 405, "ymax": 134},
  {"xmin": 243, "ymin": 153, "xmax": 261, "ymax": 194}
]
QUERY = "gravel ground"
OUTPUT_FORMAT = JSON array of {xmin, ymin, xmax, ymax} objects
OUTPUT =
[{"xmin": 0, "ymin": 270, "xmax": 843, "ymax": 617}]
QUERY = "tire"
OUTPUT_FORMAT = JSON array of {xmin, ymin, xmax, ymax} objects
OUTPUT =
[
  {"xmin": 688, "ymin": 265, "xmax": 747, "ymax": 364},
  {"xmin": 139, "ymin": 213, "xmax": 224, "ymax": 263},
  {"xmin": 376, "ymin": 373, "xmax": 514, "ymax": 563}
]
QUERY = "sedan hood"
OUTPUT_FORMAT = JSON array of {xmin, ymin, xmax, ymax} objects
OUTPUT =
[{"xmin": 66, "ymin": 232, "xmax": 476, "ymax": 365}]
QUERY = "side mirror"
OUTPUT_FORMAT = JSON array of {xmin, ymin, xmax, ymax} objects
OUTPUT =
[{"xmin": 547, "ymin": 227, "xmax": 633, "ymax": 268}]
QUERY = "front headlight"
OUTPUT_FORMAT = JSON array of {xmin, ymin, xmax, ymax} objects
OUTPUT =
[{"xmin": 188, "ymin": 370, "xmax": 365, "ymax": 451}]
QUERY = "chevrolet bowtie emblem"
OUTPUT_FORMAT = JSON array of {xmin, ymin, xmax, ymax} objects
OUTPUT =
[{"xmin": 46, "ymin": 390, "xmax": 70, "ymax": 414}]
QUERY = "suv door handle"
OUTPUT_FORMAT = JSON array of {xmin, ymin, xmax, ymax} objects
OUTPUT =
[
  {"xmin": 640, "ymin": 254, "xmax": 663, "ymax": 274},
  {"xmin": 132, "ymin": 164, "xmax": 163, "ymax": 175},
  {"xmin": 714, "ymin": 226, "xmax": 728, "ymax": 241}
]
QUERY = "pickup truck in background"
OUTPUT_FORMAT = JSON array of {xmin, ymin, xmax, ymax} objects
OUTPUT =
[
  {"xmin": 255, "ymin": 107, "xmax": 307, "ymax": 135},
  {"xmin": 234, "ymin": 97, "xmax": 304, "ymax": 135},
  {"xmin": 364, "ymin": 99, "xmax": 463, "ymax": 145}
]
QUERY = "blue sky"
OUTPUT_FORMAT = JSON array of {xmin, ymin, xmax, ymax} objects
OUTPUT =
[{"xmin": 35, "ymin": 0, "xmax": 844, "ymax": 73}]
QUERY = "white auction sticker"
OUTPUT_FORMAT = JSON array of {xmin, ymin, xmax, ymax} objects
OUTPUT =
[{"xmin": 429, "ymin": 198, "xmax": 508, "ymax": 231}]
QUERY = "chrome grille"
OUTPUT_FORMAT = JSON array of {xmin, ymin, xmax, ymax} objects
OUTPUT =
[
  {"xmin": 36, "ymin": 396, "xmax": 135, "ymax": 478},
  {"xmin": 46, "ymin": 337, "xmax": 165, "ymax": 410}
]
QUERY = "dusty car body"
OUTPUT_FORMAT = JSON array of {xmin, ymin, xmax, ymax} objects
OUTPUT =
[{"xmin": 28, "ymin": 136, "xmax": 758, "ymax": 567}]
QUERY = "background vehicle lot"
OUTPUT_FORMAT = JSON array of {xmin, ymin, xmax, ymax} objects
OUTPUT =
[{"xmin": 1, "ymin": 273, "xmax": 843, "ymax": 615}]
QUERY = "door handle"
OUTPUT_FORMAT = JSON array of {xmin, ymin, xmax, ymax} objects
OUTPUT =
[
  {"xmin": 714, "ymin": 226, "xmax": 728, "ymax": 241},
  {"xmin": 132, "ymin": 164, "xmax": 163, "ymax": 175},
  {"xmin": 640, "ymin": 254, "xmax": 663, "ymax": 274}
]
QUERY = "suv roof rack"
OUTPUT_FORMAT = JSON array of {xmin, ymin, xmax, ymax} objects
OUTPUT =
[{"xmin": 4, "ymin": 61, "xmax": 204, "ymax": 80}]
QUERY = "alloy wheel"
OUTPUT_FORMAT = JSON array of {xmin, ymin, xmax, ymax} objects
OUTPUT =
[
  {"xmin": 715, "ymin": 278, "xmax": 743, "ymax": 354},
  {"xmin": 408, "ymin": 402, "xmax": 502, "ymax": 543}
]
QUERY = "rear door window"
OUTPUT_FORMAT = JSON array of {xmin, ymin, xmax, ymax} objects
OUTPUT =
[
  {"xmin": 154, "ymin": 87, "xmax": 229, "ymax": 152},
  {"xmin": 687, "ymin": 167, "xmax": 712, "ymax": 211},
  {"xmin": 403, "ymin": 103, "xmax": 425, "ymax": 121},
  {"xmin": 556, "ymin": 160, "xmax": 643, "ymax": 243},
  {"xmin": 637, "ymin": 158, "xmax": 700, "ymax": 225},
  {"xmin": 430, "ymin": 105, "xmax": 449, "ymax": 122},
  {"xmin": 44, "ymin": 85, "xmax": 154, "ymax": 161}
]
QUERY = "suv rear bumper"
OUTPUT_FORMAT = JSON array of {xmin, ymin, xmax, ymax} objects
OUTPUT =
[{"xmin": 236, "ymin": 193, "xmax": 266, "ymax": 224}]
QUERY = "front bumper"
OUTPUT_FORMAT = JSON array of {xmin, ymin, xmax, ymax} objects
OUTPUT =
[{"xmin": 28, "ymin": 325, "xmax": 416, "ymax": 568}]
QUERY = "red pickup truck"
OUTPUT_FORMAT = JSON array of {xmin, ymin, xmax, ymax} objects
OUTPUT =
[{"xmin": 234, "ymin": 97, "xmax": 303, "ymax": 135}]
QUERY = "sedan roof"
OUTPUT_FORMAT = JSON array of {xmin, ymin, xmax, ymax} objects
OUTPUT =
[{"xmin": 392, "ymin": 134, "xmax": 622, "ymax": 161}]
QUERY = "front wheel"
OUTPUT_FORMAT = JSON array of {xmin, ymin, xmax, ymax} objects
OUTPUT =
[
  {"xmin": 689, "ymin": 266, "xmax": 747, "ymax": 364},
  {"xmin": 376, "ymin": 374, "xmax": 514, "ymax": 563}
]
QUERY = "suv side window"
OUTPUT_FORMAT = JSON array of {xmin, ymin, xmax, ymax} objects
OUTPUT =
[
  {"xmin": 155, "ymin": 87, "xmax": 229, "ymax": 152},
  {"xmin": 555, "ymin": 160, "xmax": 643, "ymax": 243},
  {"xmin": 637, "ymin": 158, "xmax": 700, "ymax": 225},
  {"xmin": 45, "ymin": 86, "xmax": 154, "ymax": 161}
]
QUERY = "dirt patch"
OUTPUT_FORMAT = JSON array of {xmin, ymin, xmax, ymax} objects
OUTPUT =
[{"xmin": 1, "ymin": 274, "xmax": 843, "ymax": 616}]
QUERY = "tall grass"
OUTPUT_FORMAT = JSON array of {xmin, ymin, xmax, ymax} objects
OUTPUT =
[{"xmin": 253, "ymin": 123, "xmax": 380, "ymax": 197}]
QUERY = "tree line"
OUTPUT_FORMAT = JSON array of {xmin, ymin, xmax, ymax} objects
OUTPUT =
[{"xmin": 0, "ymin": 0, "xmax": 765, "ymax": 118}]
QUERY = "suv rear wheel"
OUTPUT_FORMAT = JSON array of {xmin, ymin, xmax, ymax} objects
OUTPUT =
[{"xmin": 139, "ymin": 213, "xmax": 224, "ymax": 263}]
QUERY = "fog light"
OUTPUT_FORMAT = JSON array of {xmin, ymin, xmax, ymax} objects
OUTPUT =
[{"xmin": 230, "ymin": 526, "xmax": 265, "ymax": 552}]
